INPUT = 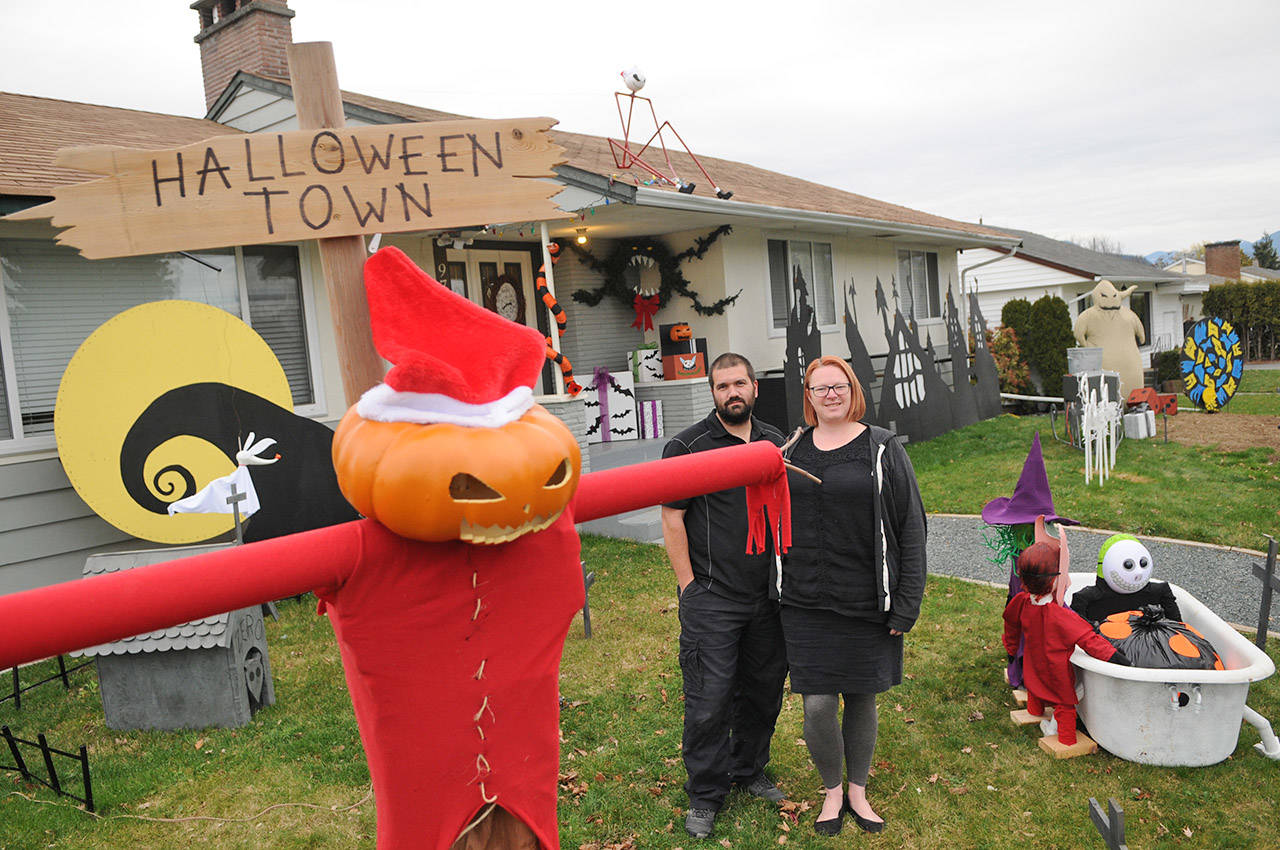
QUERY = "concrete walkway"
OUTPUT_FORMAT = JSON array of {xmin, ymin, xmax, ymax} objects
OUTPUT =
[{"xmin": 927, "ymin": 514, "xmax": 1278, "ymax": 637}]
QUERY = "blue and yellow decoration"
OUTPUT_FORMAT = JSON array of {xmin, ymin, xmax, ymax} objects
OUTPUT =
[{"xmin": 1180, "ymin": 317, "xmax": 1244, "ymax": 412}]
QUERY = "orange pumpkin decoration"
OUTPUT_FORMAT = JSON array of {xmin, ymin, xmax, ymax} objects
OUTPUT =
[
  {"xmin": 669, "ymin": 323, "xmax": 693, "ymax": 342},
  {"xmin": 332, "ymin": 403, "xmax": 581, "ymax": 544}
]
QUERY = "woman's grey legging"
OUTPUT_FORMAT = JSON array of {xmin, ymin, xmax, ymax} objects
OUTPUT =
[{"xmin": 802, "ymin": 692, "xmax": 878, "ymax": 788}]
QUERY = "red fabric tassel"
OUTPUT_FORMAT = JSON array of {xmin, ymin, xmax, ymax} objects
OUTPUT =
[
  {"xmin": 631, "ymin": 293, "xmax": 660, "ymax": 331},
  {"xmin": 745, "ymin": 471, "xmax": 791, "ymax": 555}
]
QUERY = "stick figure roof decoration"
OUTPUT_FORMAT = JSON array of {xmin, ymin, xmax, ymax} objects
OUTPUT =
[
  {"xmin": 608, "ymin": 66, "xmax": 733, "ymax": 199},
  {"xmin": 356, "ymin": 247, "xmax": 548, "ymax": 428},
  {"xmin": 982, "ymin": 432, "xmax": 1078, "ymax": 526}
]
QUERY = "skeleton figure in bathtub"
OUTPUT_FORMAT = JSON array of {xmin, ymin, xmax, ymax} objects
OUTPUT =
[
  {"xmin": 1003, "ymin": 532, "xmax": 1131, "ymax": 746},
  {"xmin": 1069, "ymin": 534, "xmax": 1181, "ymax": 625}
]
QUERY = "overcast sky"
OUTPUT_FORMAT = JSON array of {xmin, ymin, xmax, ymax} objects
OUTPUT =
[{"xmin": 3, "ymin": 0, "xmax": 1277, "ymax": 256}]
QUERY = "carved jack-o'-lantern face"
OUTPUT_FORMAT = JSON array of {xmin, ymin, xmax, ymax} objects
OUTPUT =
[
  {"xmin": 332, "ymin": 403, "xmax": 581, "ymax": 544},
  {"xmin": 669, "ymin": 323, "xmax": 692, "ymax": 342}
]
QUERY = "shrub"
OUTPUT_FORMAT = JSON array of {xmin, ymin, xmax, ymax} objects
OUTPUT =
[
  {"xmin": 1023, "ymin": 295, "xmax": 1075, "ymax": 398},
  {"xmin": 988, "ymin": 327, "xmax": 1033, "ymax": 395},
  {"xmin": 1001, "ymin": 299, "xmax": 1032, "ymax": 342},
  {"xmin": 1153, "ymin": 348, "xmax": 1182, "ymax": 385}
]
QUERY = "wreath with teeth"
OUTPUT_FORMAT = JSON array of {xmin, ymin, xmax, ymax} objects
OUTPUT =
[{"xmin": 565, "ymin": 224, "xmax": 740, "ymax": 315}]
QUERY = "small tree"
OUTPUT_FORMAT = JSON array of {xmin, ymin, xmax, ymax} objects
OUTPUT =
[
  {"xmin": 1024, "ymin": 295, "xmax": 1075, "ymax": 398},
  {"xmin": 987, "ymin": 327, "xmax": 1032, "ymax": 395},
  {"xmin": 1254, "ymin": 233, "xmax": 1279, "ymax": 270},
  {"xmin": 1001, "ymin": 298, "xmax": 1032, "ymax": 343}
]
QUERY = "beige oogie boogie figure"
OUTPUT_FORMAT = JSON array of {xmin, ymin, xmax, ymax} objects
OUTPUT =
[{"xmin": 1073, "ymin": 280, "xmax": 1145, "ymax": 397}]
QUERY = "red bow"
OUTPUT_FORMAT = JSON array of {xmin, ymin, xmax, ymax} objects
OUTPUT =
[{"xmin": 631, "ymin": 294, "xmax": 660, "ymax": 331}]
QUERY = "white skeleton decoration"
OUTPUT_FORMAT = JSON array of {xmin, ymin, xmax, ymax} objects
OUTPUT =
[
  {"xmin": 1080, "ymin": 385, "xmax": 1121, "ymax": 486},
  {"xmin": 166, "ymin": 432, "xmax": 280, "ymax": 518}
]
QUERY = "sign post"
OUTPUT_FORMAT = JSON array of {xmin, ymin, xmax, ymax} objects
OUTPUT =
[
  {"xmin": 287, "ymin": 42, "xmax": 383, "ymax": 404},
  {"xmin": 10, "ymin": 42, "xmax": 566, "ymax": 407}
]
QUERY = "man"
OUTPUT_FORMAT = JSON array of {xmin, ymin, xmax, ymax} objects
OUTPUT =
[{"xmin": 662, "ymin": 352, "xmax": 788, "ymax": 839}]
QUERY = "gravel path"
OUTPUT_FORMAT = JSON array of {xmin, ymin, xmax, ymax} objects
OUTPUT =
[{"xmin": 926, "ymin": 514, "xmax": 1278, "ymax": 637}]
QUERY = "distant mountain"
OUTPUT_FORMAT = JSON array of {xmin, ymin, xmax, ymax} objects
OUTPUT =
[{"xmin": 1146, "ymin": 229, "xmax": 1280, "ymax": 268}]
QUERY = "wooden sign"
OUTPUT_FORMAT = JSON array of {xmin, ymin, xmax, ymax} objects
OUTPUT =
[{"xmin": 11, "ymin": 118, "xmax": 566, "ymax": 259}]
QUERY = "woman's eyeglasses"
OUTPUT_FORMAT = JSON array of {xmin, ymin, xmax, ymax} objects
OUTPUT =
[{"xmin": 807, "ymin": 383, "xmax": 851, "ymax": 397}]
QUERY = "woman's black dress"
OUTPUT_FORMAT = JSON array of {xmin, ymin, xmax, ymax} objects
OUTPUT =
[{"xmin": 782, "ymin": 428, "xmax": 902, "ymax": 694}]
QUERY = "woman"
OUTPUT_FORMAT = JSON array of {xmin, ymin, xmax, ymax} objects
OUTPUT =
[{"xmin": 780, "ymin": 355, "xmax": 927, "ymax": 835}]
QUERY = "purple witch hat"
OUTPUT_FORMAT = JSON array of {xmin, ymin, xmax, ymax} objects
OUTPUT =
[{"xmin": 981, "ymin": 432, "xmax": 1077, "ymax": 526}]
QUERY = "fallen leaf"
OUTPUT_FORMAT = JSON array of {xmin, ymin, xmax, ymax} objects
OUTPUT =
[
  {"xmin": 927, "ymin": 774, "xmax": 940, "ymax": 784},
  {"xmin": 194, "ymin": 738, "xmax": 205, "ymax": 750},
  {"xmin": 777, "ymin": 837, "xmax": 788, "ymax": 845},
  {"xmin": 1183, "ymin": 827, "xmax": 1193, "ymax": 838},
  {"xmin": 961, "ymin": 746, "xmax": 973, "ymax": 754},
  {"xmin": 968, "ymin": 710, "xmax": 985, "ymax": 722}
]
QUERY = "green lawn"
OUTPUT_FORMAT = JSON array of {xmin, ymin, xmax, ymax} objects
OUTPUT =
[
  {"xmin": 1227, "ymin": 368, "xmax": 1280, "ymax": 415},
  {"xmin": 3, "ymin": 399, "xmax": 1279, "ymax": 848},
  {"xmin": 905, "ymin": 413, "xmax": 1278, "ymax": 550},
  {"xmin": 4, "ymin": 542, "xmax": 1278, "ymax": 850},
  {"xmin": 1238, "ymin": 369, "xmax": 1280, "ymax": 395}
]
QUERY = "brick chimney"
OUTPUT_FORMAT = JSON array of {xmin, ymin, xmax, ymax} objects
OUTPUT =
[
  {"xmin": 1204, "ymin": 240, "xmax": 1242, "ymax": 279},
  {"xmin": 193, "ymin": 0, "xmax": 295, "ymax": 112}
]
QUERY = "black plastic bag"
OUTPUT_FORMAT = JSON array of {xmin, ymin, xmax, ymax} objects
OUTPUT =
[{"xmin": 1097, "ymin": 605, "xmax": 1223, "ymax": 670}]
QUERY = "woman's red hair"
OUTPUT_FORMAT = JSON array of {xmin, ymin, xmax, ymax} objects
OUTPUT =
[{"xmin": 802, "ymin": 356, "xmax": 867, "ymax": 426}]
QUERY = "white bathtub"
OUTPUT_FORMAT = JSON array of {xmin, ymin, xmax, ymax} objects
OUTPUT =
[{"xmin": 1065, "ymin": 573, "xmax": 1277, "ymax": 766}]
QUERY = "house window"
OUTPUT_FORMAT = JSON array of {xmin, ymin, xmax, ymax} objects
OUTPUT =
[
  {"xmin": 767, "ymin": 239, "xmax": 835, "ymax": 331},
  {"xmin": 0, "ymin": 240, "xmax": 317, "ymax": 446},
  {"xmin": 896, "ymin": 249, "xmax": 941, "ymax": 321}
]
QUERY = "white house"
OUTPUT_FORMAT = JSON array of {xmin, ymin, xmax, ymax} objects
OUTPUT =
[
  {"xmin": 0, "ymin": 0, "xmax": 1019, "ymax": 594},
  {"xmin": 958, "ymin": 226, "xmax": 1205, "ymax": 360}
]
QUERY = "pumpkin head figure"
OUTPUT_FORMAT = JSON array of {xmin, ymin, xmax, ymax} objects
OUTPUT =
[
  {"xmin": 332, "ymin": 246, "xmax": 582, "ymax": 544},
  {"xmin": 669, "ymin": 322, "xmax": 693, "ymax": 342}
]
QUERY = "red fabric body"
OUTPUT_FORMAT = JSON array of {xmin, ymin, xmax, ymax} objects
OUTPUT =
[
  {"xmin": 1025, "ymin": 693, "xmax": 1079, "ymax": 746},
  {"xmin": 316, "ymin": 515, "xmax": 583, "ymax": 850},
  {"xmin": 1002, "ymin": 592, "xmax": 1118, "ymax": 707}
]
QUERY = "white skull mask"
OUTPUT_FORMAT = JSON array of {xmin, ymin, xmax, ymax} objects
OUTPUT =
[{"xmin": 1099, "ymin": 535, "xmax": 1153, "ymax": 594}]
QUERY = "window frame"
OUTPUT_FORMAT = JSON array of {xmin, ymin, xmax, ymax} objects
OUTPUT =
[
  {"xmin": 763, "ymin": 233, "xmax": 841, "ymax": 339},
  {"xmin": 895, "ymin": 247, "xmax": 944, "ymax": 326},
  {"xmin": 0, "ymin": 241, "xmax": 326, "ymax": 456}
]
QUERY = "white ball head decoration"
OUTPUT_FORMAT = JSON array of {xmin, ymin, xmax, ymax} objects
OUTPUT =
[{"xmin": 621, "ymin": 67, "xmax": 646, "ymax": 93}]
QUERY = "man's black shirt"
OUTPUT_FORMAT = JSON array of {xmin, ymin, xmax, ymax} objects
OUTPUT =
[{"xmin": 663, "ymin": 410, "xmax": 785, "ymax": 603}]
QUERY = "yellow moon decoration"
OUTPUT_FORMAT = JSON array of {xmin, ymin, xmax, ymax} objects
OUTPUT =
[{"xmin": 54, "ymin": 301, "xmax": 292, "ymax": 543}]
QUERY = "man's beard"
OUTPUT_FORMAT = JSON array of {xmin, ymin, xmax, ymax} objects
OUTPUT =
[{"xmin": 716, "ymin": 395, "xmax": 754, "ymax": 425}]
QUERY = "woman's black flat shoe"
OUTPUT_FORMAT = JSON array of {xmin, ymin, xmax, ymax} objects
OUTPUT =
[
  {"xmin": 813, "ymin": 809, "xmax": 844, "ymax": 836},
  {"xmin": 845, "ymin": 801, "xmax": 885, "ymax": 833}
]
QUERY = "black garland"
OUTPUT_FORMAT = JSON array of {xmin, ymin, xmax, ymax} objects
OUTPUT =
[{"xmin": 566, "ymin": 224, "xmax": 740, "ymax": 316}]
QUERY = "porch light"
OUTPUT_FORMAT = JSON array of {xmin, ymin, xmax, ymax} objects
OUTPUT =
[{"xmin": 575, "ymin": 228, "xmax": 588, "ymax": 245}]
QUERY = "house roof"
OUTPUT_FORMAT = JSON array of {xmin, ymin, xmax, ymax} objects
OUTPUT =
[
  {"xmin": 1244, "ymin": 266, "xmax": 1280, "ymax": 280},
  {"xmin": 1, "ymin": 82, "xmax": 1012, "ymax": 246},
  {"xmin": 981, "ymin": 225, "xmax": 1185, "ymax": 282},
  {"xmin": 222, "ymin": 73, "xmax": 1011, "ymax": 243},
  {"xmin": 0, "ymin": 92, "xmax": 236, "ymax": 197}
]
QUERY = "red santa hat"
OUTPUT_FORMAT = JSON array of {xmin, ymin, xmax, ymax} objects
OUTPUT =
[{"xmin": 356, "ymin": 247, "xmax": 547, "ymax": 428}]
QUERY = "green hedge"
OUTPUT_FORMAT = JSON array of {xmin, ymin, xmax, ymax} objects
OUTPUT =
[
  {"xmin": 1202, "ymin": 280, "xmax": 1280, "ymax": 360},
  {"xmin": 1153, "ymin": 348, "xmax": 1182, "ymax": 385},
  {"xmin": 1024, "ymin": 295, "xmax": 1075, "ymax": 398}
]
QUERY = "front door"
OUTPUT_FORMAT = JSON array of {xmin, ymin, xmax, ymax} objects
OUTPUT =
[{"xmin": 444, "ymin": 247, "xmax": 549, "ymax": 392}]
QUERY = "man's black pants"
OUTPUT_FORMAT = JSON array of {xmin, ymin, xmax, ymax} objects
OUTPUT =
[{"xmin": 677, "ymin": 581, "xmax": 788, "ymax": 811}]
